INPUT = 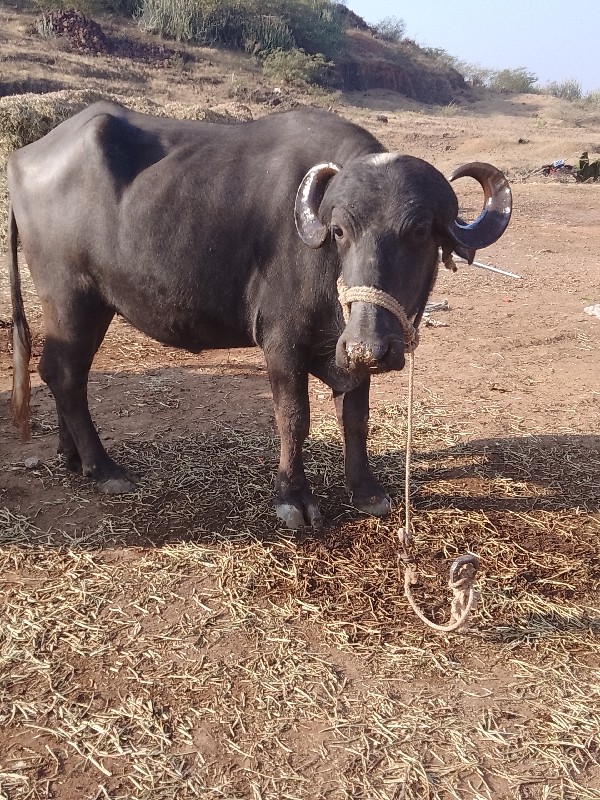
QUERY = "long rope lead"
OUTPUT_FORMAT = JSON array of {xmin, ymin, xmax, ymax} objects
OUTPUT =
[{"xmin": 398, "ymin": 352, "xmax": 480, "ymax": 633}]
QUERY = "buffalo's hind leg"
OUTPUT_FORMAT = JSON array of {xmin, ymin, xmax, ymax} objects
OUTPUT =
[
  {"xmin": 38, "ymin": 291, "xmax": 137, "ymax": 494},
  {"xmin": 56, "ymin": 411, "xmax": 82, "ymax": 473},
  {"xmin": 266, "ymin": 351, "xmax": 322, "ymax": 530},
  {"xmin": 334, "ymin": 377, "xmax": 391, "ymax": 517}
]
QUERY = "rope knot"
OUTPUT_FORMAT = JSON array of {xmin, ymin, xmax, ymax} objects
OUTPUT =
[{"xmin": 401, "ymin": 539, "xmax": 480, "ymax": 633}]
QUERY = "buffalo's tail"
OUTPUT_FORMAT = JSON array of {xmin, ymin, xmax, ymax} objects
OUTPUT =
[{"xmin": 8, "ymin": 203, "xmax": 32, "ymax": 441}]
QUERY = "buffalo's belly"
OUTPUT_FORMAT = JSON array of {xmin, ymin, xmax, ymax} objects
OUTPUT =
[
  {"xmin": 92, "ymin": 249, "xmax": 255, "ymax": 352},
  {"xmin": 117, "ymin": 306, "xmax": 254, "ymax": 353}
]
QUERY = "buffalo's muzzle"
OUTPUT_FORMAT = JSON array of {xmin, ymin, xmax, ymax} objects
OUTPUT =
[{"xmin": 337, "ymin": 331, "xmax": 407, "ymax": 375}]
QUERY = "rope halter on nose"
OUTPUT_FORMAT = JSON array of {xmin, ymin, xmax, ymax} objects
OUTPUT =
[{"xmin": 336, "ymin": 278, "xmax": 420, "ymax": 353}]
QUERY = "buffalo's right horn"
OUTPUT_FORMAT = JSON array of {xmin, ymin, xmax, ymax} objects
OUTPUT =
[
  {"xmin": 295, "ymin": 162, "xmax": 340, "ymax": 248},
  {"xmin": 448, "ymin": 162, "xmax": 512, "ymax": 262}
]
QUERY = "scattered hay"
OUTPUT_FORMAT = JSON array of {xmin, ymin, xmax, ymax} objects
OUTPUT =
[
  {"xmin": 0, "ymin": 89, "xmax": 104, "ymax": 154},
  {"xmin": 1, "ymin": 401, "xmax": 599, "ymax": 799}
]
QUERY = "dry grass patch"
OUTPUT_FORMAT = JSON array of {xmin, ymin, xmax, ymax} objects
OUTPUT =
[{"xmin": 1, "ymin": 398, "xmax": 599, "ymax": 799}]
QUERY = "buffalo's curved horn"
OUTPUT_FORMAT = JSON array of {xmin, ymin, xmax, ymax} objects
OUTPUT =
[
  {"xmin": 295, "ymin": 162, "xmax": 340, "ymax": 248},
  {"xmin": 448, "ymin": 162, "xmax": 512, "ymax": 262}
]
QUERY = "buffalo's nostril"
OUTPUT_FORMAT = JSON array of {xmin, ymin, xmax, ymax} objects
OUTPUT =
[{"xmin": 346, "ymin": 341, "xmax": 386, "ymax": 368}]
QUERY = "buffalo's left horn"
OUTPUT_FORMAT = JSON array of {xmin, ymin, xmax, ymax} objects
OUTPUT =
[
  {"xmin": 448, "ymin": 162, "xmax": 512, "ymax": 262},
  {"xmin": 295, "ymin": 162, "xmax": 340, "ymax": 248}
]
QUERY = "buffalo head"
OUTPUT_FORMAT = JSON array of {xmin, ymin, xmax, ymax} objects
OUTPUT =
[{"xmin": 294, "ymin": 153, "xmax": 511, "ymax": 382}]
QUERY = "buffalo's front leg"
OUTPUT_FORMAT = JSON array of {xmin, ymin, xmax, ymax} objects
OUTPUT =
[
  {"xmin": 334, "ymin": 377, "xmax": 391, "ymax": 517},
  {"xmin": 267, "ymin": 356, "xmax": 322, "ymax": 529}
]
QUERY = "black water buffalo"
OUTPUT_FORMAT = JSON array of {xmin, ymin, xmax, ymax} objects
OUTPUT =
[{"xmin": 8, "ymin": 103, "xmax": 511, "ymax": 528}]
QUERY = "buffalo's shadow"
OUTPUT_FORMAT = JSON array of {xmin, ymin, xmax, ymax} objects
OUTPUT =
[{"xmin": 392, "ymin": 433, "xmax": 600, "ymax": 514}]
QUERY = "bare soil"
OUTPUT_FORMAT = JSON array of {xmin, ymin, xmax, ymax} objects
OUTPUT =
[{"xmin": 0, "ymin": 7, "xmax": 599, "ymax": 800}]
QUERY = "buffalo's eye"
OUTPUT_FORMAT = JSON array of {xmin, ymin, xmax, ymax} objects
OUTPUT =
[
  {"xmin": 332, "ymin": 225, "xmax": 344, "ymax": 241},
  {"xmin": 410, "ymin": 223, "xmax": 431, "ymax": 240}
]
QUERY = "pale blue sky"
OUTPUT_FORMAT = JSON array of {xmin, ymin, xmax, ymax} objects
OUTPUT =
[{"xmin": 344, "ymin": 1, "xmax": 600, "ymax": 93}]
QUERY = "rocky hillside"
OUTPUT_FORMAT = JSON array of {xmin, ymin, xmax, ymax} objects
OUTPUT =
[
  {"xmin": 340, "ymin": 29, "xmax": 468, "ymax": 103},
  {"xmin": 337, "ymin": 6, "xmax": 469, "ymax": 103}
]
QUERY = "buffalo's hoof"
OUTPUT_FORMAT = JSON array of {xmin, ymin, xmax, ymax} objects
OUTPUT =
[
  {"xmin": 352, "ymin": 493, "xmax": 391, "ymax": 518},
  {"xmin": 97, "ymin": 475, "xmax": 137, "ymax": 495},
  {"xmin": 62, "ymin": 453, "xmax": 83, "ymax": 474},
  {"xmin": 276, "ymin": 502, "xmax": 323, "ymax": 530}
]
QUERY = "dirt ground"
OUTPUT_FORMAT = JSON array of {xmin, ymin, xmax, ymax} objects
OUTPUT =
[{"xmin": 1, "ymin": 8, "xmax": 599, "ymax": 800}]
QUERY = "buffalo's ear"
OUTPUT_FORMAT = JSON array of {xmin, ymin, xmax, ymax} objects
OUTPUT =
[
  {"xmin": 441, "ymin": 226, "xmax": 476, "ymax": 266},
  {"xmin": 294, "ymin": 162, "xmax": 340, "ymax": 248},
  {"xmin": 437, "ymin": 231, "xmax": 475, "ymax": 271}
]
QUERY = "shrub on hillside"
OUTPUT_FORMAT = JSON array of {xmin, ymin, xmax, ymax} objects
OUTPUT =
[
  {"xmin": 584, "ymin": 89, "xmax": 600, "ymax": 105},
  {"xmin": 374, "ymin": 15, "xmax": 405, "ymax": 43},
  {"xmin": 31, "ymin": 0, "xmax": 93, "ymax": 12},
  {"xmin": 243, "ymin": 13, "xmax": 295, "ymax": 55},
  {"xmin": 488, "ymin": 67, "xmax": 538, "ymax": 93},
  {"xmin": 104, "ymin": 0, "xmax": 141, "ymax": 15},
  {"xmin": 138, "ymin": 0, "xmax": 344, "ymax": 61},
  {"xmin": 422, "ymin": 47, "xmax": 458, "ymax": 68},
  {"xmin": 283, "ymin": 0, "xmax": 344, "ymax": 59},
  {"xmin": 140, "ymin": 0, "xmax": 294, "ymax": 51},
  {"xmin": 261, "ymin": 47, "xmax": 328, "ymax": 84},
  {"xmin": 544, "ymin": 79, "xmax": 582, "ymax": 101},
  {"xmin": 32, "ymin": 0, "xmax": 140, "ymax": 15}
]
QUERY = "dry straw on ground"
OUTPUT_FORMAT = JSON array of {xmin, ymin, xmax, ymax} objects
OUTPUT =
[{"xmin": 1, "ymin": 389, "xmax": 599, "ymax": 799}]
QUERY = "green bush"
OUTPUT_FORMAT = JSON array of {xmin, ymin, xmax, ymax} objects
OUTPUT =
[
  {"xmin": 422, "ymin": 47, "xmax": 458, "ymax": 68},
  {"xmin": 544, "ymin": 79, "xmax": 582, "ymax": 101},
  {"xmin": 488, "ymin": 67, "xmax": 538, "ymax": 94},
  {"xmin": 284, "ymin": 0, "xmax": 344, "ymax": 60},
  {"xmin": 31, "ymin": 0, "xmax": 140, "ymax": 15},
  {"xmin": 242, "ymin": 13, "xmax": 295, "ymax": 55},
  {"xmin": 103, "ymin": 0, "xmax": 141, "ymax": 15},
  {"xmin": 138, "ymin": 0, "xmax": 193, "ymax": 41},
  {"xmin": 142, "ymin": 0, "xmax": 217, "ymax": 45},
  {"xmin": 584, "ymin": 89, "xmax": 600, "ymax": 106},
  {"xmin": 137, "ymin": 0, "xmax": 344, "ymax": 61},
  {"xmin": 261, "ymin": 47, "xmax": 328, "ymax": 84},
  {"xmin": 31, "ymin": 0, "xmax": 95, "ymax": 12},
  {"xmin": 374, "ymin": 15, "xmax": 405, "ymax": 43}
]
